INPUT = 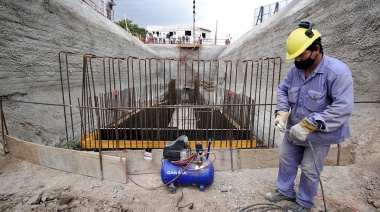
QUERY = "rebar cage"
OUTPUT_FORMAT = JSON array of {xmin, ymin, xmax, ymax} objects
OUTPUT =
[{"xmin": 58, "ymin": 52, "xmax": 283, "ymax": 150}]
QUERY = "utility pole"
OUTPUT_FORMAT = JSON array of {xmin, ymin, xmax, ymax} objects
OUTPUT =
[
  {"xmin": 124, "ymin": 14, "xmax": 130, "ymax": 33},
  {"xmin": 193, "ymin": 0, "xmax": 195, "ymax": 44},
  {"xmin": 215, "ymin": 20, "xmax": 218, "ymax": 45}
]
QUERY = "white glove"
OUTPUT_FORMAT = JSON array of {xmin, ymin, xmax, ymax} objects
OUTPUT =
[
  {"xmin": 273, "ymin": 111, "xmax": 289, "ymax": 132},
  {"xmin": 289, "ymin": 118, "xmax": 317, "ymax": 141}
]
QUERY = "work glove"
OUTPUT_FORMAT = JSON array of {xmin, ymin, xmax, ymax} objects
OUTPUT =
[
  {"xmin": 289, "ymin": 117, "xmax": 317, "ymax": 141},
  {"xmin": 273, "ymin": 111, "xmax": 289, "ymax": 132}
]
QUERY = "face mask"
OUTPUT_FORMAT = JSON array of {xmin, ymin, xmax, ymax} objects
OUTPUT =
[{"xmin": 294, "ymin": 52, "xmax": 316, "ymax": 70}]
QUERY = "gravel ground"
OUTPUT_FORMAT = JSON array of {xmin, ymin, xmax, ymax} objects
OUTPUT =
[{"xmin": 1, "ymin": 152, "xmax": 379, "ymax": 212}]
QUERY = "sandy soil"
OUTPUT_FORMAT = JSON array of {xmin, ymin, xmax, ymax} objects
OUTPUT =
[{"xmin": 0, "ymin": 151, "xmax": 379, "ymax": 212}]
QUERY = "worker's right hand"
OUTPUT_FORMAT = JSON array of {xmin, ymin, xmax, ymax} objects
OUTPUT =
[{"xmin": 273, "ymin": 111, "xmax": 289, "ymax": 132}]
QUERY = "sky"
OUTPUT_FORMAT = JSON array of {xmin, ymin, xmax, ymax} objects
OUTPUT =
[{"xmin": 113, "ymin": 0, "xmax": 289, "ymax": 42}]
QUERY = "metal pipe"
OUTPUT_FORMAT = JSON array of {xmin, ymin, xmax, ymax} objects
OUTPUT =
[
  {"xmin": 95, "ymin": 96, "xmax": 104, "ymax": 180},
  {"xmin": 1, "ymin": 99, "xmax": 6, "ymax": 155},
  {"xmin": 58, "ymin": 52, "xmax": 69, "ymax": 145}
]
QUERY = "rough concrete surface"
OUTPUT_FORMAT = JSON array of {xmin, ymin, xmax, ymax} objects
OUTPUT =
[{"xmin": 0, "ymin": 0, "xmax": 380, "ymax": 211}]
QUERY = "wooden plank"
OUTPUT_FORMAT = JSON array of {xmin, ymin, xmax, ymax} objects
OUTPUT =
[
  {"xmin": 5, "ymin": 136, "xmax": 352, "ymax": 183},
  {"xmin": 325, "ymin": 145, "xmax": 351, "ymax": 166},
  {"xmin": 239, "ymin": 148, "xmax": 279, "ymax": 169},
  {"xmin": 238, "ymin": 145, "xmax": 351, "ymax": 169},
  {"xmin": 80, "ymin": 138, "xmax": 257, "ymax": 149},
  {"xmin": 6, "ymin": 136, "xmax": 40, "ymax": 164},
  {"xmin": 6, "ymin": 135, "xmax": 127, "ymax": 183}
]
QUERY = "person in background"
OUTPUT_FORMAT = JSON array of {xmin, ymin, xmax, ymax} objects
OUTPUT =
[
  {"xmin": 166, "ymin": 33, "xmax": 170, "ymax": 44},
  {"xmin": 265, "ymin": 20, "xmax": 354, "ymax": 212},
  {"xmin": 162, "ymin": 33, "xmax": 166, "ymax": 44},
  {"xmin": 158, "ymin": 33, "xmax": 163, "ymax": 44},
  {"xmin": 106, "ymin": 0, "xmax": 115, "ymax": 20},
  {"xmin": 153, "ymin": 32, "xmax": 157, "ymax": 44},
  {"xmin": 226, "ymin": 34, "xmax": 232, "ymax": 45},
  {"xmin": 225, "ymin": 38, "xmax": 230, "ymax": 45},
  {"xmin": 172, "ymin": 35, "xmax": 176, "ymax": 44},
  {"xmin": 145, "ymin": 32, "xmax": 150, "ymax": 44}
]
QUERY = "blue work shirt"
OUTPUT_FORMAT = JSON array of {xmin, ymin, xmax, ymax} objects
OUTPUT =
[{"xmin": 276, "ymin": 54, "xmax": 354, "ymax": 146}]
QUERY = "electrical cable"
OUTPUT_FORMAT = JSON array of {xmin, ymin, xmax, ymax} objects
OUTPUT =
[
  {"xmin": 173, "ymin": 166, "xmax": 194, "ymax": 210},
  {"xmin": 307, "ymin": 139, "xmax": 328, "ymax": 212},
  {"xmin": 176, "ymin": 184, "xmax": 194, "ymax": 210},
  {"xmin": 239, "ymin": 203, "xmax": 288, "ymax": 212},
  {"xmin": 176, "ymin": 184, "xmax": 194, "ymax": 209},
  {"xmin": 238, "ymin": 135, "xmax": 328, "ymax": 212},
  {"xmin": 284, "ymin": 127, "xmax": 328, "ymax": 211}
]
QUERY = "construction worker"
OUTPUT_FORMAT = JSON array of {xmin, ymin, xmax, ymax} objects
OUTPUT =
[
  {"xmin": 265, "ymin": 20, "xmax": 354, "ymax": 212},
  {"xmin": 106, "ymin": 0, "xmax": 115, "ymax": 20}
]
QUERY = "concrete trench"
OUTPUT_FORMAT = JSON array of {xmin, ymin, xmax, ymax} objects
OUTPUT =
[{"xmin": 1, "ymin": 0, "xmax": 379, "ymax": 183}]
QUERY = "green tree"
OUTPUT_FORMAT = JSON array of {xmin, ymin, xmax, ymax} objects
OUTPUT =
[{"xmin": 116, "ymin": 19, "xmax": 146, "ymax": 37}]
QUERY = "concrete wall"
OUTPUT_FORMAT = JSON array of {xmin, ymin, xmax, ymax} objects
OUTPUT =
[
  {"xmin": 0, "ymin": 0, "xmax": 161, "ymax": 146},
  {"xmin": 217, "ymin": 0, "xmax": 380, "ymax": 148},
  {"xmin": 0, "ymin": 0, "xmax": 230, "ymax": 148},
  {"xmin": 5, "ymin": 135, "xmax": 351, "ymax": 183},
  {"xmin": 218, "ymin": 0, "xmax": 380, "ymax": 101}
]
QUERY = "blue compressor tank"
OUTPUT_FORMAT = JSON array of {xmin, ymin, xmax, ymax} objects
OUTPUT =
[{"xmin": 161, "ymin": 159, "xmax": 214, "ymax": 191}]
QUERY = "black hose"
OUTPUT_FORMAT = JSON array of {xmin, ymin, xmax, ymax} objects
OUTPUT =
[
  {"xmin": 175, "ymin": 180, "xmax": 194, "ymax": 210},
  {"xmin": 239, "ymin": 139, "xmax": 328, "ymax": 212},
  {"xmin": 307, "ymin": 139, "xmax": 328, "ymax": 212},
  {"xmin": 239, "ymin": 203, "xmax": 288, "ymax": 211}
]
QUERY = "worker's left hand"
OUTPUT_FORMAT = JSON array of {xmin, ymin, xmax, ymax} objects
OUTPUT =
[{"xmin": 289, "ymin": 118, "xmax": 317, "ymax": 141}]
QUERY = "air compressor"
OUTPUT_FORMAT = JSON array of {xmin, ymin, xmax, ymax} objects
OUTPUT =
[{"xmin": 161, "ymin": 135, "xmax": 215, "ymax": 192}]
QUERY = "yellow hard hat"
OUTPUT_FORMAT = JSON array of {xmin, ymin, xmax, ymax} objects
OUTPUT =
[{"xmin": 286, "ymin": 27, "xmax": 321, "ymax": 60}]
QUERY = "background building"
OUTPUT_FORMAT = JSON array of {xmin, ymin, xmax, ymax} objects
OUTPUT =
[{"xmin": 146, "ymin": 25, "xmax": 212, "ymax": 44}]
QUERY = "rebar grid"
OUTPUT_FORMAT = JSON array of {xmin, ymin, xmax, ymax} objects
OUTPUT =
[{"xmin": 58, "ymin": 52, "xmax": 283, "ymax": 150}]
